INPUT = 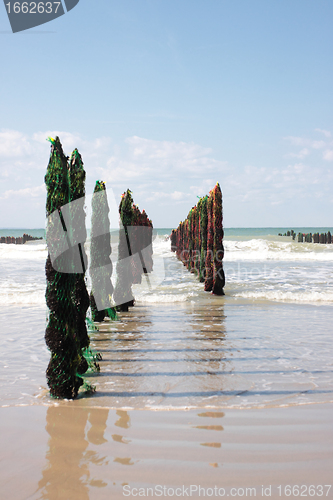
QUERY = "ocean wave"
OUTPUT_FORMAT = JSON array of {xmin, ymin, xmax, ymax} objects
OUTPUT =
[
  {"xmin": 233, "ymin": 290, "xmax": 333, "ymax": 304},
  {"xmin": 0, "ymin": 242, "xmax": 47, "ymax": 260},
  {"xmin": 224, "ymin": 239, "xmax": 333, "ymax": 262},
  {"xmin": 0, "ymin": 290, "xmax": 45, "ymax": 305},
  {"xmin": 144, "ymin": 236, "xmax": 333, "ymax": 263}
]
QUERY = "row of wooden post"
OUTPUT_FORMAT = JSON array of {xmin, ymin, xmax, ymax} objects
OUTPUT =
[
  {"xmin": 170, "ymin": 182, "xmax": 225, "ymax": 295},
  {"xmin": 0, "ymin": 234, "xmax": 43, "ymax": 244},
  {"xmin": 279, "ymin": 230, "xmax": 332, "ymax": 244},
  {"xmin": 298, "ymin": 232, "xmax": 332, "ymax": 244},
  {"xmin": 113, "ymin": 189, "xmax": 153, "ymax": 311},
  {"xmin": 44, "ymin": 137, "xmax": 153, "ymax": 399}
]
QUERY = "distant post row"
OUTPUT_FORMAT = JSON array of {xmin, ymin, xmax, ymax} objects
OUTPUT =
[
  {"xmin": 278, "ymin": 229, "xmax": 332, "ymax": 244},
  {"xmin": 0, "ymin": 234, "xmax": 43, "ymax": 244}
]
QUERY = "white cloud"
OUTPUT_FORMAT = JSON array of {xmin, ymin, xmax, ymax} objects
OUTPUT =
[
  {"xmin": 284, "ymin": 148, "xmax": 309, "ymax": 159},
  {"xmin": 0, "ymin": 130, "xmax": 34, "ymax": 157},
  {"xmin": 99, "ymin": 136, "xmax": 228, "ymax": 186},
  {"xmin": 190, "ymin": 179, "xmax": 216, "ymax": 197},
  {"xmin": 1, "ymin": 128, "xmax": 332, "ymax": 227},
  {"xmin": 32, "ymin": 131, "xmax": 84, "ymax": 151},
  {"xmin": 284, "ymin": 136, "xmax": 305, "ymax": 146},
  {"xmin": 311, "ymin": 140, "xmax": 326, "ymax": 150},
  {"xmin": 323, "ymin": 150, "xmax": 333, "ymax": 161},
  {"xmin": 0, "ymin": 184, "xmax": 45, "ymax": 200},
  {"xmin": 315, "ymin": 128, "xmax": 331, "ymax": 138},
  {"xmin": 146, "ymin": 190, "xmax": 190, "ymax": 202},
  {"xmin": 284, "ymin": 136, "xmax": 321, "ymax": 148}
]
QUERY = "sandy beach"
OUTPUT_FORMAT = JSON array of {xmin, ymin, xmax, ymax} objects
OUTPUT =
[
  {"xmin": 1, "ymin": 298, "xmax": 333, "ymax": 499},
  {"xmin": 1, "ymin": 403, "xmax": 333, "ymax": 500},
  {"xmin": 1, "ymin": 231, "xmax": 333, "ymax": 499}
]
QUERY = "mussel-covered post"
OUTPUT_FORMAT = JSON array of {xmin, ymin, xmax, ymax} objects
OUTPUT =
[
  {"xmin": 171, "ymin": 183, "xmax": 225, "ymax": 296},
  {"xmin": 113, "ymin": 189, "xmax": 153, "ymax": 311},
  {"xmin": 45, "ymin": 137, "xmax": 83, "ymax": 399},
  {"xmin": 68, "ymin": 149, "xmax": 90, "ymax": 374},
  {"xmin": 113, "ymin": 190, "xmax": 135, "ymax": 312},
  {"xmin": 211, "ymin": 183, "xmax": 225, "ymax": 295},
  {"xmin": 204, "ymin": 192, "xmax": 214, "ymax": 291},
  {"xmin": 89, "ymin": 181, "xmax": 115, "ymax": 322},
  {"xmin": 199, "ymin": 195, "xmax": 208, "ymax": 283}
]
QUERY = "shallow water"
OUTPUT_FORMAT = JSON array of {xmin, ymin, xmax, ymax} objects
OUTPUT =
[
  {"xmin": 1, "ymin": 296, "xmax": 333, "ymax": 409},
  {"xmin": 0, "ymin": 229, "xmax": 332, "ymax": 409}
]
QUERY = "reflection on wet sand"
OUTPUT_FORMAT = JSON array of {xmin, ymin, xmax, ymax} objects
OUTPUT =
[
  {"xmin": 195, "ymin": 425, "xmax": 224, "ymax": 431},
  {"xmin": 113, "ymin": 411, "xmax": 134, "ymax": 465},
  {"xmin": 81, "ymin": 300, "xmax": 332, "ymax": 409},
  {"xmin": 87, "ymin": 409, "xmax": 109, "ymax": 445},
  {"xmin": 197, "ymin": 410, "xmax": 224, "ymax": 452},
  {"xmin": 113, "ymin": 457, "xmax": 135, "ymax": 466},
  {"xmin": 37, "ymin": 407, "xmax": 90, "ymax": 500},
  {"xmin": 37, "ymin": 407, "xmax": 109, "ymax": 499},
  {"xmin": 115, "ymin": 410, "xmax": 131, "ymax": 429},
  {"xmin": 198, "ymin": 411, "xmax": 225, "ymax": 418},
  {"xmin": 5, "ymin": 403, "xmax": 328, "ymax": 499},
  {"xmin": 112, "ymin": 434, "xmax": 131, "ymax": 444}
]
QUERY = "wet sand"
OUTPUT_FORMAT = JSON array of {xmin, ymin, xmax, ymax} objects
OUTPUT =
[
  {"xmin": 1, "ymin": 297, "xmax": 333, "ymax": 499},
  {"xmin": 1, "ymin": 403, "xmax": 333, "ymax": 500}
]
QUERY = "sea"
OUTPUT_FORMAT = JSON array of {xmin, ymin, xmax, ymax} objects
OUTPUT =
[{"xmin": 1, "ymin": 227, "xmax": 333, "ymax": 410}]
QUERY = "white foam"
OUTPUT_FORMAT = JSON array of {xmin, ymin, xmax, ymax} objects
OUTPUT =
[
  {"xmin": 224, "ymin": 239, "xmax": 333, "ymax": 262},
  {"xmin": 233, "ymin": 289, "xmax": 333, "ymax": 304},
  {"xmin": 0, "ymin": 242, "xmax": 47, "ymax": 261},
  {"xmin": 0, "ymin": 289, "xmax": 45, "ymax": 305},
  {"xmin": 1, "ymin": 234, "xmax": 332, "ymax": 307}
]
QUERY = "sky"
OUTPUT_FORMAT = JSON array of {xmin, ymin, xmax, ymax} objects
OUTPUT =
[{"xmin": 0, "ymin": 0, "xmax": 332, "ymax": 228}]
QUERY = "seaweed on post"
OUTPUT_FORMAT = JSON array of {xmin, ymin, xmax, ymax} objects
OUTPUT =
[
  {"xmin": 199, "ymin": 195, "xmax": 208, "ymax": 283},
  {"xmin": 170, "ymin": 229, "xmax": 177, "ymax": 252},
  {"xmin": 44, "ymin": 136, "xmax": 83, "ymax": 399},
  {"xmin": 113, "ymin": 190, "xmax": 153, "ymax": 311},
  {"xmin": 89, "ymin": 181, "xmax": 116, "ymax": 322},
  {"xmin": 113, "ymin": 190, "xmax": 135, "ymax": 312},
  {"xmin": 130, "ymin": 204, "xmax": 144, "ymax": 284},
  {"xmin": 211, "ymin": 183, "xmax": 225, "ymax": 295},
  {"xmin": 140, "ymin": 209, "xmax": 153, "ymax": 274},
  {"xmin": 68, "ymin": 149, "xmax": 95, "ymax": 373},
  {"xmin": 171, "ymin": 184, "xmax": 225, "ymax": 296},
  {"xmin": 204, "ymin": 193, "xmax": 214, "ymax": 291},
  {"xmin": 194, "ymin": 203, "xmax": 201, "ymax": 276}
]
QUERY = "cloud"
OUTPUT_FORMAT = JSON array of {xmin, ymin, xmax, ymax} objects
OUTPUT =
[
  {"xmin": 315, "ymin": 128, "xmax": 331, "ymax": 138},
  {"xmin": 284, "ymin": 148, "xmax": 309, "ymax": 159},
  {"xmin": 146, "ymin": 190, "xmax": 191, "ymax": 202},
  {"xmin": 0, "ymin": 130, "xmax": 34, "ymax": 157},
  {"xmin": 311, "ymin": 140, "xmax": 326, "ymax": 150},
  {"xmin": 100, "ymin": 132, "xmax": 333, "ymax": 215},
  {"xmin": 283, "ymin": 132, "xmax": 333, "ymax": 171},
  {"xmin": 99, "ymin": 136, "xmax": 228, "ymax": 186},
  {"xmin": 0, "ymin": 184, "xmax": 45, "ymax": 200},
  {"xmin": 284, "ymin": 136, "xmax": 326, "ymax": 150},
  {"xmin": 323, "ymin": 150, "xmax": 333, "ymax": 161},
  {"xmin": 1, "ymin": 128, "xmax": 332, "ymax": 227},
  {"xmin": 33, "ymin": 131, "xmax": 84, "ymax": 152},
  {"xmin": 284, "ymin": 136, "xmax": 306, "ymax": 146}
]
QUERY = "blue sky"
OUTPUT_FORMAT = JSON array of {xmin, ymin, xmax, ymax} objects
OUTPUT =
[{"xmin": 0, "ymin": 0, "xmax": 332, "ymax": 228}]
